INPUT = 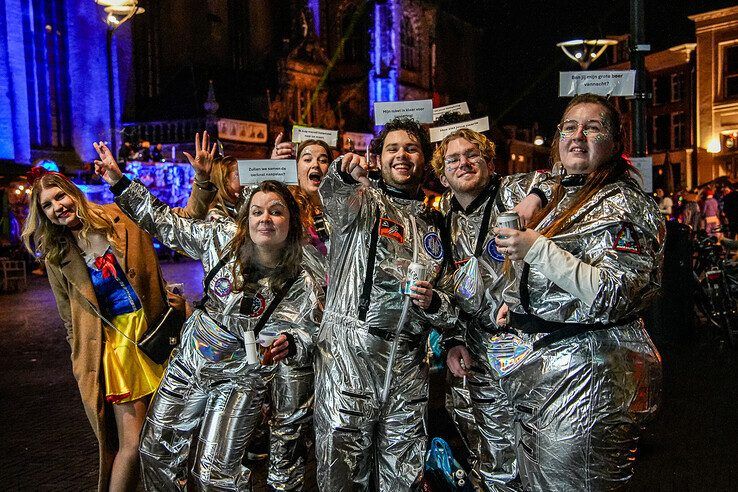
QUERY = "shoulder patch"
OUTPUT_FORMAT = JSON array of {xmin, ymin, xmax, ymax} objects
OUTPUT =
[
  {"xmin": 379, "ymin": 217, "xmax": 405, "ymax": 243},
  {"xmin": 423, "ymin": 232, "xmax": 444, "ymax": 260},
  {"xmin": 486, "ymin": 239, "xmax": 505, "ymax": 262},
  {"xmin": 613, "ymin": 224, "xmax": 642, "ymax": 254},
  {"xmin": 243, "ymin": 293, "xmax": 267, "ymax": 318}
]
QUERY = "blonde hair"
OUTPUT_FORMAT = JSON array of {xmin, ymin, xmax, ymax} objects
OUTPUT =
[
  {"xmin": 22, "ymin": 173, "xmax": 122, "ymax": 265},
  {"xmin": 209, "ymin": 156, "xmax": 241, "ymax": 219},
  {"xmin": 430, "ymin": 128, "xmax": 496, "ymax": 178}
]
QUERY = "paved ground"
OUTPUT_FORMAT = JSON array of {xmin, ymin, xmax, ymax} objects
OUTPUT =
[{"xmin": 2, "ymin": 259, "xmax": 738, "ymax": 490}]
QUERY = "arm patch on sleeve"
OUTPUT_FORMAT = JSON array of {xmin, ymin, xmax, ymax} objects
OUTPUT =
[{"xmin": 613, "ymin": 224, "xmax": 642, "ymax": 254}]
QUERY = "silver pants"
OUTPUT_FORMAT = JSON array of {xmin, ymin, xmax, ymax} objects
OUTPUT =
[
  {"xmin": 314, "ymin": 313, "xmax": 428, "ymax": 491},
  {"xmin": 268, "ymin": 363, "xmax": 315, "ymax": 491},
  {"xmin": 139, "ymin": 333, "xmax": 267, "ymax": 491},
  {"xmin": 444, "ymin": 372, "xmax": 482, "ymax": 484},
  {"xmin": 480, "ymin": 323, "xmax": 661, "ymax": 491}
]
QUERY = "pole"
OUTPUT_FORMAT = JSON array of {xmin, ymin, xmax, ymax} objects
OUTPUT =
[
  {"xmin": 106, "ymin": 28, "xmax": 117, "ymax": 156},
  {"xmin": 630, "ymin": 0, "xmax": 648, "ymax": 157}
]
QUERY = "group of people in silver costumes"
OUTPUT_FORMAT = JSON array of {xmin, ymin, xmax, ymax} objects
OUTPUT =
[{"xmin": 24, "ymin": 92, "xmax": 664, "ymax": 491}]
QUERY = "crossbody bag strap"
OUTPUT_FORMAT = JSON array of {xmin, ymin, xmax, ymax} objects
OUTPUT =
[
  {"xmin": 358, "ymin": 207, "xmax": 381, "ymax": 321},
  {"xmin": 77, "ymin": 291, "xmax": 140, "ymax": 346},
  {"xmin": 195, "ymin": 256, "xmax": 229, "ymax": 308},
  {"xmin": 247, "ymin": 276, "xmax": 300, "ymax": 338},
  {"xmin": 474, "ymin": 189, "xmax": 498, "ymax": 258}
]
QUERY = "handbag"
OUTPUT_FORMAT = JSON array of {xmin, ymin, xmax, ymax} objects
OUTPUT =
[
  {"xmin": 422, "ymin": 437, "xmax": 474, "ymax": 491},
  {"xmin": 137, "ymin": 306, "xmax": 185, "ymax": 364}
]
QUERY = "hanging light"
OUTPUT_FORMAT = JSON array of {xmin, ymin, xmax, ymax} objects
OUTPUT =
[{"xmin": 557, "ymin": 39, "xmax": 618, "ymax": 69}]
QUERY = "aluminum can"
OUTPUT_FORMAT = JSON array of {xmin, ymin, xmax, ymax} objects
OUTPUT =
[
  {"xmin": 401, "ymin": 262, "xmax": 427, "ymax": 295},
  {"xmin": 496, "ymin": 211, "xmax": 522, "ymax": 239}
]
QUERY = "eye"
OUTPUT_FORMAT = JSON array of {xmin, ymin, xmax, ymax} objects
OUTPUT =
[
  {"xmin": 561, "ymin": 122, "xmax": 578, "ymax": 133},
  {"xmin": 585, "ymin": 123, "xmax": 603, "ymax": 134},
  {"xmin": 251, "ymin": 209, "xmax": 263, "ymax": 217},
  {"xmin": 41, "ymin": 202, "xmax": 51, "ymax": 209},
  {"xmin": 405, "ymin": 146, "xmax": 419, "ymax": 153},
  {"xmin": 270, "ymin": 209, "xmax": 284, "ymax": 217}
]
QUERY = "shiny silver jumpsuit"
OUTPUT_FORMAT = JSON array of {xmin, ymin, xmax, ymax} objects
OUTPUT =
[
  {"xmin": 442, "ymin": 172, "xmax": 551, "ymax": 491},
  {"xmin": 314, "ymin": 159, "xmax": 455, "ymax": 491},
  {"xmin": 500, "ymin": 175, "xmax": 664, "ymax": 491},
  {"xmin": 111, "ymin": 178, "xmax": 323, "ymax": 491}
]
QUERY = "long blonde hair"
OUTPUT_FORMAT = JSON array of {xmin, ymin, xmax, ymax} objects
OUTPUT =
[
  {"xmin": 22, "ymin": 172, "xmax": 122, "ymax": 265},
  {"xmin": 209, "ymin": 156, "xmax": 242, "ymax": 219}
]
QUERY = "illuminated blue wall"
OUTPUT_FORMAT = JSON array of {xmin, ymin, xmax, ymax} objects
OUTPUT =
[{"xmin": 368, "ymin": 0, "xmax": 398, "ymax": 124}]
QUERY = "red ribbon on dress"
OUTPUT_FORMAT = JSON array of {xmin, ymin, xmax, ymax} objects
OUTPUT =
[{"xmin": 94, "ymin": 252, "xmax": 118, "ymax": 279}]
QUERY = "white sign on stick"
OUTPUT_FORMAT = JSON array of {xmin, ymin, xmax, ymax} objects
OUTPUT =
[
  {"xmin": 238, "ymin": 159, "xmax": 298, "ymax": 185},
  {"xmin": 433, "ymin": 102, "xmax": 470, "ymax": 120},
  {"xmin": 374, "ymin": 99, "xmax": 434, "ymax": 125},
  {"xmin": 559, "ymin": 70, "xmax": 636, "ymax": 97},
  {"xmin": 430, "ymin": 117, "xmax": 490, "ymax": 143},
  {"xmin": 629, "ymin": 156, "xmax": 653, "ymax": 193},
  {"xmin": 291, "ymin": 125, "xmax": 339, "ymax": 147}
]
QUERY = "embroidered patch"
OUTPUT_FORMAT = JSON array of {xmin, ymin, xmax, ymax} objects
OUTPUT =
[
  {"xmin": 243, "ymin": 294, "xmax": 267, "ymax": 318},
  {"xmin": 486, "ymin": 239, "xmax": 505, "ymax": 262},
  {"xmin": 423, "ymin": 232, "xmax": 444, "ymax": 260},
  {"xmin": 379, "ymin": 217, "xmax": 405, "ymax": 243},
  {"xmin": 213, "ymin": 277, "xmax": 233, "ymax": 297},
  {"xmin": 613, "ymin": 225, "xmax": 641, "ymax": 254}
]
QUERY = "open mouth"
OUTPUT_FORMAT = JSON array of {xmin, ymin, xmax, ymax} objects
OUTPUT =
[
  {"xmin": 569, "ymin": 146, "xmax": 588, "ymax": 155},
  {"xmin": 393, "ymin": 162, "xmax": 412, "ymax": 175},
  {"xmin": 57, "ymin": 210, "xmax": 70, "ymax": 219},
  {"xmin": 308, "ymin": 170, "xmax": 323, "ymax": 185}
]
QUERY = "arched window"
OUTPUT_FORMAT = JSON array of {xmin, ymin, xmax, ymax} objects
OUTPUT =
[
  {"xmin": 401, "ymin": 15, "xmax": 418, "ymax": 71},
  {"xmin": 341, "ymin": 8, "xmax": 369, "ymax": 64}
]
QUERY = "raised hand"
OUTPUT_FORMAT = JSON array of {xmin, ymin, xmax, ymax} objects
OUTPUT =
[
  {"xmin": 93, "ymin": 141, "xmax": 123, "ymax": 185},
  {"xmin": 340, "ymin": 152, "xmax": 370, "ymax": 187},
  {"xmin": 271, "ymin": 132, "xmax": 295, "ymax": 160},
  {"xmin": 182, "ymin": 131, "xmax": 217, "ymax": 181}
]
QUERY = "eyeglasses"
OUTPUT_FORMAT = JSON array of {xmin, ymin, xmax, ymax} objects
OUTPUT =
[
  {"xmin": 557, "ymin": 119, "xmax": 607, "ymax": 139},
  {"xmin": 444, "ymin": 150, "xmax": 485, "ymax": 171}
]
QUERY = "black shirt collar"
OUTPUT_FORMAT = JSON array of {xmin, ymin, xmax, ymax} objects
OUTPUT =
[
  {"xmin": 561, "ymin": 173, "xmax": 588, "ymax": 187},
  {"xmin": 380, "ymin": 180, "xmax": 425, "ymax": 201},
  {"xmin": 450, "ymin": 175, "xmax": 500, "ymax": 214}
]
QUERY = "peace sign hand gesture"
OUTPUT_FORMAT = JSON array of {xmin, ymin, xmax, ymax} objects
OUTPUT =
[
  {"xmin": 93, "ymin": 141, "xmax": 124, "ymax": 186},
  {"xmin": 183, "ymin": 131, "xmax": 217, "ymax": 181}
]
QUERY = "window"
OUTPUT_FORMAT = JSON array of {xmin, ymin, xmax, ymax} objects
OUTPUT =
[
  {"xmin": 400, "ymin": 15, "xmax": 418, "ymax": 71},
  {"xmin": 724, "ymin": 44, "xmax": 738, "ymax": 99},
  {"xmin": 671, "ymin": 112, "xmax": 688, "ymax": 149},
  {"xmin": 21, "ymin": 0, "xmax": 72, "ymax": 149},
  {"xmin": 652, "ymin": 114, "xmax": 669, "ymax": 151},
  {"xmin": 653, "ymin": 75, "xmax": 670, "ymax": 105},
  {"xmin": 341, "ymin": 9, "xmax": 369, "ymax": 64},
  {"xmin": 671, "ymin": 73, "xmax": 685, "ymax": 102}
]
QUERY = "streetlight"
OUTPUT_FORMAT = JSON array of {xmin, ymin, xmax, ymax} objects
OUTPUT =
[
  {"xmin": 533, "ymin": 135, "xmax": 545, "ymax": 146},
  {"xmin": 95, "ymin": 1, "xmax": 144, "ymax": 159},
  {"xmin": 556, "ymin": 39, "xmax": 618, "ymax": 70}
]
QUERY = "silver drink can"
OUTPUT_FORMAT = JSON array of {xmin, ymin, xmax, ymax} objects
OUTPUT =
[
  {"xmin": 402, "ymin": 262, "xmax": 428, "ymax": 295},
  {"xmin": 496, "ymin": 211, "xmax": 522, "ymax": 239}
]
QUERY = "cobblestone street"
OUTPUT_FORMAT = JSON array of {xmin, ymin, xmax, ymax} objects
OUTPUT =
[{"xmin": 2, "ymin": 259, "xmax": 738, "ymax": 490}]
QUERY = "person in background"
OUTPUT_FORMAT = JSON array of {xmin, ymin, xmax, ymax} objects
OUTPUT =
[
  {"xmin": 151, "ymin": 143, "xmax": 165, "ymax": 163},
  {"xmin": 494, "ymin": 93, "xmax": 664, "ymax": 490},
  {"xmin": 22, "ymin": 169, "xmax": 170, "ymax": 491},
  {"xmin": 655, "ymin": 188, "xmax": 673, "ymax": 217},
  {"xmin": 702, "ymin": 188, "xmax": 722, "ymax": 238}
]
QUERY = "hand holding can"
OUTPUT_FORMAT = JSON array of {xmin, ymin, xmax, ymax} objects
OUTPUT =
[{"xmin": 401, "ymin": 262, "xmax": 427, "ymax": 295}]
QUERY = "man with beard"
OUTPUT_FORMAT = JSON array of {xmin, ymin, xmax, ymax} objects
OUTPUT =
[
  {"xmin": 434, "ymin": 128, "xmax": 548, "ymax": 491},
  {"xmin": 314, "ymin": 117, "xmax": 454, "ymax": 490}
]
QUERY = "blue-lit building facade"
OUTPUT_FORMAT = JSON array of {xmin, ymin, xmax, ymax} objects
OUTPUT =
[{"xmin": 0, "ymin": 0, "xmax": 485, "ymax": 171}]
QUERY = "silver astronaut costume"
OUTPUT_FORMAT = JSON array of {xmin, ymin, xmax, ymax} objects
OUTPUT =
[
  {"xmin": 497, "ymin": 174, "xmax": 664, "ymax": 491},
  {"xmin": 314, "ymin": 159, "xmax": 455, "ymax": 491},
  {"xmin": 442, "ymin": 172, "xmax": 551, "ymax": 491},
  {"xmin": 204, "ymin": 195, "xmax": 322, "ymax": 492},
  {"xmin": 111, "ymin": 178, "xmax": 323, "ymax": 491}
]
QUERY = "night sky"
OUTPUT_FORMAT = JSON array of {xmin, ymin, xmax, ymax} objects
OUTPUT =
[{"xmin": 444, "ymin": 0, "xmax": 738, "ymax": 137}]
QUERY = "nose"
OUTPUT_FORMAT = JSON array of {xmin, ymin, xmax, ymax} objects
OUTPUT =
[{"xmin": 571, "ymin": 124, "xmax": 586, "ymax": 141}]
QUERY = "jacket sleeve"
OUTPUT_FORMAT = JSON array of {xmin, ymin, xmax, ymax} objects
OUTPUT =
[
  {"xmin": 46, "ymin": 263, "xmax": 73, "ymax": 345},
  {"xmin": 414, "ymin": 285, "xmax": 458, "ymax": 331},
  {"xmin": 319, "ymin": 156, "xmax": 372, "ymax": 231},
  {"xmin": 279, "ymin": 272, "xmax": 325, "ymax": 367},
  {"xmin": 172, "ymin": 180, "xmax": 217, "ymax": 219},
  {"xmin": 498, "ymin": 171, "xmax": 553, "ymax": 210},
  {"xmin": 111, "ymin": 177, "xmax": 213, "ymax": 260}
]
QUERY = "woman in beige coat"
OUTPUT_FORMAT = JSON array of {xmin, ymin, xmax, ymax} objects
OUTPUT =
[{"xmin": 22, "ymin": 170, "xmax": 171, "ymax": 491}]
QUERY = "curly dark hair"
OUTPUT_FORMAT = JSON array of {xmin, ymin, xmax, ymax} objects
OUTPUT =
[
  {"xmin": 369, "ymin": 116, "xmax": 432, "ymax": 164},
  {"xmin": 226, "ymin": 180, "xmax": 304, "ymax": 294}
]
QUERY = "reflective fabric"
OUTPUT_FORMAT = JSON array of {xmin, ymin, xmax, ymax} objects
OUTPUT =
[
  {"xmin": 114, "ymin": 180, "xmax": 323, "ymax": 491},
  {"xmin": 314, "ymin": 159, "xmax": 455, "ymax": 491}
]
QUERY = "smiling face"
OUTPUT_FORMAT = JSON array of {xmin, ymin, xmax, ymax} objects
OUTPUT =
[
  {"xmin": 248, "ymin": 191, "xmax": 290, "ymax": 250},
  {"xmin": 379, "ymin": 130, "xmax": 426, "ymax": 192},
  {"xmin": 38, "ymin": 185, "xmax": 81, "ymax": 228},
  {"xmin": 440, "ymin": 137, "xmax": 494, "ymax": 198},
  {"xmin": 297, "ymin": 144, "xmax": 330, "ymax": 196},
  {"xmin": 558, "ymin": 102, "xmax": 615, "ymax": 175}
]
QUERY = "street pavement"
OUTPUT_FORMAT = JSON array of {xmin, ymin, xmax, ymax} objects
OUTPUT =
[{"xmin": 2, "ymin": 259, "xmax": 737, "ymax": 490}]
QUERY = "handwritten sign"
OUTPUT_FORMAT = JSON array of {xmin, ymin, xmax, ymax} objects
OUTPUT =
[
  {"xmin": 430, "ymin": 117, "xmax": 490, "ymax": 143},
  {"xmin": 629, "ymin": 156, "xmax": 653, "ymax": 193},
  {"xmin": 559, "ymin": 70, "xmax": 636, "ymax": 97},
  {"xmin": 217, "ymin": 118, "xmax": 268, "ymax": 143},
  {"xmin": 341, "ymin": 131, "xmax": 373, "ymax": 152},
  {"xmin": 238, "ymin": 159, "xmax": 298, "ymax": 185},
  {"xmin": 291, "ymin": 125, "xmax": 339, "ymax": 147},
  {"xmin": 433, "ymin": 102, "xmax": 470, "ymax": 120},
  {"xmin": 374, "ymin": 99, "xmax": 434, "ymax": 125}
]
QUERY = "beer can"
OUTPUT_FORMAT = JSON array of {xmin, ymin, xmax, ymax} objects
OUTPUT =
[
  {"xmin": 402, "ymin": 262, "xmax": 427, "ymax": 295},
  {"xmin": 496, "ymin": 211, "xmax": 522, "ymax": 239}
]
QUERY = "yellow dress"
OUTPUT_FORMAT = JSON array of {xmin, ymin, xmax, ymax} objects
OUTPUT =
[{"xmin": 103, "ymin": 309, "xmax": 165, "ymax": 403}]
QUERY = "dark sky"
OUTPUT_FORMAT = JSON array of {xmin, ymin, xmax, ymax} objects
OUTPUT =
[{"xmin": 443, "ymin": 0, "xmax": 738, "ymax": 136}]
